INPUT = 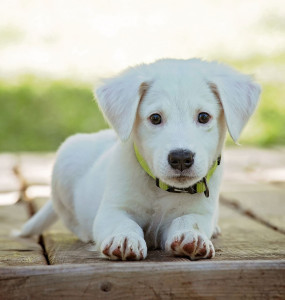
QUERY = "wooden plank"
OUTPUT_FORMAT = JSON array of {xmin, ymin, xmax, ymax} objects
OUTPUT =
[
  {"xmin": 222, "ymin": 146, "xmax": 285, "ymax": 186},
  {"xmin": 33, "ymin": 198, "xmax": 285, "ymax": 264},
  {"xmin": 221, "ymin": 183, "xmax": 285, "ymax": 233},
  {"xmin": 0, "ymin": 153, "xmax": 20, "ymax": 193},
  {"xmin": 0, "ymin": 202, "xmax": 47, "ymax": 266},
  {"xmin": 0, "ymin": 260, "xmax": 284, "ymax": 299},
  {"xmin": 18, "ymin": 153, "xmax": 55, "ymax": 185},
  {"xmin": 43, "ymin": 232, "xmax": 101, "ymax": 264},
  {"xmin": 0, "ymin": 192, "xmax": 20, "ymax": 206},
  {"xmin": 213, "ymin": 204, "xmax": 285, "ymax": 260}
]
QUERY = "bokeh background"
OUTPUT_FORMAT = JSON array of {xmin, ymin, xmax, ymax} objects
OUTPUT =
[{"xmin": 1, "ymin": 0, "xmax": 285, "ymax": 151}]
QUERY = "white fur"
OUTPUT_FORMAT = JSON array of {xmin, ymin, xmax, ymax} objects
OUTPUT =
[{"xmin": 20, "ymin": 59, "xmax": 261, "ymax": 260}]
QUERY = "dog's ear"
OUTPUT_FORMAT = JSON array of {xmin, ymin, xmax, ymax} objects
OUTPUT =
[
  {"xmin": 208, "ymin": 70, "xmax": 261, "ymax": 142},
  {"xmin": 95, "ymin": 67, "xmax": 149, "ymax": 141}
]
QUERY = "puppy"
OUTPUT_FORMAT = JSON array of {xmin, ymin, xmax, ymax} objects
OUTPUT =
[{"xmin": 20, "ymin": 59, "xmax": 261, "ymax": 260}]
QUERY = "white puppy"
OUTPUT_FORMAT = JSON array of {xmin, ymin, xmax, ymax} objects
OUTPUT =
[{"xmin": 20, "ymin": 59, "xmax": 261, "ymax": 260}]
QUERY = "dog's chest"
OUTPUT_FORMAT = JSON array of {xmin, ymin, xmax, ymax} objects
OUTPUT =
[
  {"xmin": 143, "ymin": 209, "xmax": 165, "ymax": 249},
  {"xmin": 143, "ymin": 194, "xmax": 190, "ymax": 249}
]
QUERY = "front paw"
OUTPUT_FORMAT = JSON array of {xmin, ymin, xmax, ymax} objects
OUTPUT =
[
  {"xmin": 165, "ymin": 231, "xmax": 215, "ymax": 260},
  {"xmin": 101, "ymin": 233, "xmax": 147, "ymax": 261}
]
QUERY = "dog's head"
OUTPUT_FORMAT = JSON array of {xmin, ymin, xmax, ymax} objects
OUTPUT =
[{"xmin": 95, "ymin": 59, "xmax": 261, "ymax": 188}]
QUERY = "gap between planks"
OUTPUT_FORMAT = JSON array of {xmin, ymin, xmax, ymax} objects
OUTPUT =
[
  {"xmin": 13, "ymin": 164, "xmax": 51, "ymax": 265},
  {"xmin": 220, "ymin": 194, "xmax": 285, "ymax": 235}
]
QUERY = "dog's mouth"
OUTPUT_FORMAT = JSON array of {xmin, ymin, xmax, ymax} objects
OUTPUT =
[
  {"xmin": 165, "ymin": 174, "xmax": 199, "ymax": 186},
  {"xmin": 172, "ymin": 175, "xmax": 192, "ymax": 183}
]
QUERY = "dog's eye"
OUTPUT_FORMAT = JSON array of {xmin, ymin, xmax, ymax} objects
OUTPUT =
[
  {"xmin": 149, "ymin": 113, "xmax": 162, "ymax": 125},
  {"xmin": 198, "ymin": 112, "xmax": 211, "ymax": 124}
]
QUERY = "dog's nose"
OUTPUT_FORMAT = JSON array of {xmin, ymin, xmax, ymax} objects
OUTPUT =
[{"xmin": 168, "ymin": 149, "xmax": 195, "ymax": 171}]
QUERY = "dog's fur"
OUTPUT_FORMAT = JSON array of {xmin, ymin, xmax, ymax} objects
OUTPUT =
[{"xmin": 20, "ymin": 59, "xmax": 261, "ymax": 260}]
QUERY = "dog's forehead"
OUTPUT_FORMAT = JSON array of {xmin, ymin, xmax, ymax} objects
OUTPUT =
[
  {"xmin": 140, "ymin": 69, "xmax": 214, "ymax": 114},
  {"xmin": 153, "ymin": 73, "xmax": 207, "ymax": 96}
]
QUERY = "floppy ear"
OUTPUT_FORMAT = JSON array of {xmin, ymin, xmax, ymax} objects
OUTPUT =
[
  {"xmin": 208, "ymin": 72, "xmax": 261, "ymax": 142},
  {"xmin": 95, "ymin": 66, "xmax": 149, "ymax": 141}
]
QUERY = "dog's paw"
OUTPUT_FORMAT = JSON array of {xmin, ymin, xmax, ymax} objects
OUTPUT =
[
  {"xmin": 165, "ymin": 231, "xmax": 215, "ymax": 260},
  {"xmin": 100, "ymin": 233, "xmax": 147, "ymax": 260}
]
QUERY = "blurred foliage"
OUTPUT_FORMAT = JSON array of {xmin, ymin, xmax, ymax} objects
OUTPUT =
[
  {"xmin": 0, "ymin": 64, "xmax": 284, "ymax": 151},
  {"xmin": 227, "ymin": 82, "xmax": 285, "ymax": 146},
  {"xmin": 224, "ymin": 54, "xmax": 285, "ymax": 146},
  {"xmin": 0, "ymin": 77, "xmax": 107, "ymax": 151},
  {"xmin": 0, "ymin": 26, "xmax": 24, "ymax": 46},
  {"xmin": 223, "ymin": 52, "xmax": 285, "ymax": 70}
]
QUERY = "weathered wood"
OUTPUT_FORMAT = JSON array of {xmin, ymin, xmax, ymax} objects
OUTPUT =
[
  {"xmin": 221, "ymin": 146, "xmax": 285, "ymax": 185},
  {"xmin": 0, "ymin": 203, "xmax": 47, "ymax": 266},
  {"xmin": 32, "ymin": 198, "xmax": 285, "ymax": 264},
  {"xmin": 0, "ymin": 191, "xmax": 20, "ymax": 206},
  {"xmin": 0, "ymin": 154, "xmax": 20, "ymax": 193},
  {"xmin": 18, "ymin": 153, "xmax": 55, "ymax": 185},
  {"xmin": 213, "ymin": 204, "xmax": 285, "ymax": 260},
  {"xmin": 221, "ymin": 183, "xmax": 285, "ymax": 233},
  {"xmin": 0, "ymin": 260, "xmax": 284, "ymax": 299}
]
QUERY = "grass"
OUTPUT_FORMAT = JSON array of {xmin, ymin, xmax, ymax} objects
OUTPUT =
[
  {"xmin": 0, "ymin": 71, "xmax": 284, "ymax": 152},
  {"xmin": 0, "ymin": 77, "xmax": 107, "ymax": 151},
  {"xmin": 236, "ymin": 83, "xmax": 285, "ymax": 146},
  {"xmin": 223, "ymin": 52, "xmax": 285, "ymax": 71},
  {"xmin": 224, "ymin": 54, "xmax": 285, "ymax": 146}
]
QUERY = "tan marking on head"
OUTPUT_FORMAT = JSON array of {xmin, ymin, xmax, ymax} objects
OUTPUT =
[
  {"xmin": 139, "ymin": 82, "xmax": 150, "ymax": 100},
  {"xmin": 208, "ymin": 82, "xmax": 221, "ymax": 102},
  {"xmin": 133, "ymin": 82, "xmax": 151, "ymax": 130},
  {"xmin": 208, "ymin": 81, "xmax": 227, "ymax": 152}
]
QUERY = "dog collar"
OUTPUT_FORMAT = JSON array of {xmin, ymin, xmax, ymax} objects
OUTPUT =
[{"xmin": 134, "ymin": 144, "xmax": 221, "ymax": 198}]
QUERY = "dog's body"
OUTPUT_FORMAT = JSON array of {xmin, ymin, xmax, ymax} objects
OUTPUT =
[{"xmin": 20, "ymin": 59, "xmax": 260, "ymax": 260}]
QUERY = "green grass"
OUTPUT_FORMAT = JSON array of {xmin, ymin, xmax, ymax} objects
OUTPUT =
[
  {"xmin": 0, "ymin": 73, "xmax": 284, "ymax": 152},
  {"xmin": 0, "ymin": 77, "xmax": 107, "ymax": 151},
  {"xmin": 222, "ymin": 52, "xmax": 285, "ymax": 71},
  {"xmin": 223, "ymin": 54, "xmax": 285, "ymax": 146},
  {"xmin": 222, "ymin": 53, "xmax": 285, "ymax": 146},
  {"xmin": 235, "ymin": 83, "xmax": 285, "ymax": 146}
]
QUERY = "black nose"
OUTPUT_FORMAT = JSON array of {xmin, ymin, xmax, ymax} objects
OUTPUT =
[{"xmin": 168, "ymin": 149, "xmax": 195, "ymax": 171}]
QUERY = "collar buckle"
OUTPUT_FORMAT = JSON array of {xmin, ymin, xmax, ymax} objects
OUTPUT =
[
  {"xmin": 167, "ymin": 185, "xmax": 197, "ymax": 194},
  {"xmin": 157, "ymin": 178, "xmax": 197, "ymax": 194},
  {"xmin": 202, "ymin": 177, "xmax": 210, "ymax": 198}
]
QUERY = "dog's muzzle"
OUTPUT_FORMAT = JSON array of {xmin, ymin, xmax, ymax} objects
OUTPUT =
[{"xmin": 134, "ymin": 144, "xmax": 221, "ymax": 198}]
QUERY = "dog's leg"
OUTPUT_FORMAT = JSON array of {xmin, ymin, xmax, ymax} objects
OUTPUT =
[
  {"xmin": 164, "ymin": 214, "xmax": 215, "ymax": 260},
  {"xmin": 93, "ymin": 209, "xmax": 147, "ymax": 261}
]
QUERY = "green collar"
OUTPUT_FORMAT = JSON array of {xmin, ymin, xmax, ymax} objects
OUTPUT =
[{"xmin": 134, "ymin": 144, "xmax": 221, "ymax": 197}]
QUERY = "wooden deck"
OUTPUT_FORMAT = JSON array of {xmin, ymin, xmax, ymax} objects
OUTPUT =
[{"xmin": 0, "ymin": 147, "xmax": 284, "ymax": 299}]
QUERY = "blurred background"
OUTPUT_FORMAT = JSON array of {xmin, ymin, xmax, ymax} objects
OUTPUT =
[{"xmin": 1, "ymin": 0, "xmax": 285, "ymax": 151}]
